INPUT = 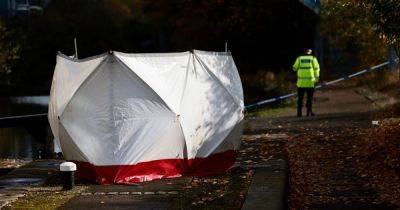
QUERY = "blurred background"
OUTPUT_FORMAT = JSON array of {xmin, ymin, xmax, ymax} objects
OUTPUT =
[{"xmin": 0, "ymin": 0, "xmax": 397, "ymax": 106}]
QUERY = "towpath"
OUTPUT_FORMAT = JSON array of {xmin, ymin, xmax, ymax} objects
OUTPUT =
[
  {"xmin": 2, "ymin": 84, "xmax": 399, "ymax": 210},
  {"xmin": 243, "ymin": 84, "xmax": 399, "ymax": 210}
]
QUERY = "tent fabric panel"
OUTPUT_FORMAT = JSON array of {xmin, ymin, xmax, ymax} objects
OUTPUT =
[
  {"xmin": 190, "ymin": 106, "xmax": 242, "ymax": 158},
  {"xmin": 57, "ymin": 52, "xmax": 108, "ymax": 63},
  {"xmin": 58, "ymin": 123, "xmax": 89, "ymax": 162},
  {"xmin": 114, "ymin": 52, "xmax": 190, "ymax": 114},
  {"xmin": 178, "ymin": 54, "xmax": 242, "ymax": 159},
  {"xmin": 54, "ymin": 54, "xmax": 107, "ymax": 116},
  {"xmin": 117, "ymin": 117, "xmax": 187, "ymax": 165},
  {"xmin": 194, "ymin": 50, "xmax": 244, "ymax": 108},
  {"xmin": 110, "ymin": 115, "xmax": 184, "ymax": 165},
  {"xmin": 60, "ymin": 56, "xmax": 178, "ymax": 166},
  {"xmin": 73, "ymin": 150, "xmax": 236, "ymax": 184},
  {"xmin": 49, "ymin": 54, "xmax": 107, "ymax": 153},
  {"xmin": 204, "ymin": 119, "xmax": 244, "ymax": 155},
  {"xmin": 60, "ymin": 58, "xmax": 115, "ymax": 165},
  {"xmin": 49, "ymin": 50, "xmax": 244, "ymax": 184},
  {"xmin": 48, "ymin": 69, "xmax": 61, "ymax": 152}
]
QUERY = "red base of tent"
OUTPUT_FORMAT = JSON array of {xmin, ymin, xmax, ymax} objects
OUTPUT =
[{"xmin": 73, "ymin": 150, "xmax": 237, "ymax": 184}]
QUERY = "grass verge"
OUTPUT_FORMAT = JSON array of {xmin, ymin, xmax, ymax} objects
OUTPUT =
[
  {"xmin": 3, "ymin": 186, "xmax": 87, "ymax": 210},
  {"xmin": 246, "ymin": 100, "xmax": 296, "ymax": 118}
]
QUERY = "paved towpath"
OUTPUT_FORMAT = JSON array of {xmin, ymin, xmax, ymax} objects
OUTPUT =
[
  {"xmin": 243, "ymin": 84, "xmax": 399, "ymax": 210},
  {"xmin": 2, "ymin": 84, "xmax": 399, "ymax": 210},
  {"xmin": 60, "ymin": 84, "xmax": 393, "ymax": 210}
]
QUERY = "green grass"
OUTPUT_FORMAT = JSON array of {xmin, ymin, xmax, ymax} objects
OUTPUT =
[
  {"xmin": 246, "ymin": 102, "xmax": 295, "ymax": 118},
  {"xmin": 3, "ymin": 186, "xmax": 87, "ymax": 210}
]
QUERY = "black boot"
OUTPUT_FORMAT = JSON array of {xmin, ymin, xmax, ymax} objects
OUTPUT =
[
  {"xmin": 307, "ymin": 109, "xmax": 315, "ymax": 116},
  {"xmin": 297, "ymin": 108, "xmax": 302, "ymax": 117}
]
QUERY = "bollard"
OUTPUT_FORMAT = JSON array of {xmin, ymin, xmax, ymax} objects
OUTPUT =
[{"xmin": 60, "ymin": 162, "xmax": 76, "ymax": 190}]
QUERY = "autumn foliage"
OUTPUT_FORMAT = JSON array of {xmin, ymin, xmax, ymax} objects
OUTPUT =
[
  {"xmin": 353, "ymin": 121, "xmax": 400, "ymax": 206},
  {"xmin": 318, "ymin": 0, "xmax": 388, "ymax": 75},
  {"xmin": 0, "ymin": 0, "xmax": 317, "ymax": 95}
]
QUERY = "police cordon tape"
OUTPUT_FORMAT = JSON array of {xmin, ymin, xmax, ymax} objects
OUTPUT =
[{"xmin": 245, "ymin": 60, "xmax": 396, "ymax": 110}]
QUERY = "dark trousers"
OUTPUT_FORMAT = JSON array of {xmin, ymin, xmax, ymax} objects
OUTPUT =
[{"xmin": 297, "ymin": 87, "xmax": 314, "ymax": 116}]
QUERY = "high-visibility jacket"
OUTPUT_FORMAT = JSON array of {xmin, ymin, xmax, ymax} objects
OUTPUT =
[{"xmin": 293, "ymin": 55, "xmax": 320, "ymax": 88}]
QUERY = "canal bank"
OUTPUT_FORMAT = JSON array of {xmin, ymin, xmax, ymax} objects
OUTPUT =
[
  {"xmin": 0, "ymin": 159, "xmax": 65, "ymax": 209},
  {"xmin": 0, "ymin": 96, "xmax": 51, "ymax": 161}
]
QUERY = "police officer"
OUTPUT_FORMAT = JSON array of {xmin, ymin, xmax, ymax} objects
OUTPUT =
[{"xmin": 293, "ymin": 49, "xmax": 320, "ymax": 117}]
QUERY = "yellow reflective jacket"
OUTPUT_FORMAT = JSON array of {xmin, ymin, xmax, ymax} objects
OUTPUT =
[{"xmin": 293, "ymin": 55, "xmax": 320, "ymax": 88}]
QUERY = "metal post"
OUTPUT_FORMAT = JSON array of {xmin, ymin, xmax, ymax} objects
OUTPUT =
[
  {"xmin": 74, "ymin": 38, "xmax": 78, "ymax": 59},
  {"xmin": 60, "ymin": 162, "xmax": 76, "ymax": 190},
  {"xmin": 225, "ymin": 41, "xmax": 228, "ymax": 53}
]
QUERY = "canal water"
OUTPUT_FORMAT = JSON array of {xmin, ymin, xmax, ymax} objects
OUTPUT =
[{"xmin": 0, "ymin": 96, "xmax": 49, "ymax": 160}]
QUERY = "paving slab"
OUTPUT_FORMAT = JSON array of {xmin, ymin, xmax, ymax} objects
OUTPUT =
[
  {"xmin": 242, "ymin": 162, "xmax": 287, "ymax": 210},
  {"xmin": 85, "ymin": 177, "xmax": 192, "ymax": 193},
  {"xmin": 60, "ymin": 195, "xmax": 171, "ymax": 210},
  {"xmin": 61, "ymin": 177, "xmax": 192, "ymax": 210}
]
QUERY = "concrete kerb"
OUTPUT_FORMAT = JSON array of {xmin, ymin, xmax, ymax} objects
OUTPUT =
[
  {"xmin": 0, "ymin": 160, "xmax": 63, "ymax": 208},
  {"xmin": 242, "ymin": 160, "xmax": 288, "ymax": 210}
]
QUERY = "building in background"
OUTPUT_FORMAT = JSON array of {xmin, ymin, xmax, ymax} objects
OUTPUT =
[{"xmin": 0, "ymin": 0, "xmax": 51, "ymax": 17}]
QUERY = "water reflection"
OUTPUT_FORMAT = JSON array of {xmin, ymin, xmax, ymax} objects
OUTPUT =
[
  {"xmin": 0, "ymin": 128, "xmax": 38, "ymax": 160},
  {"xmin": 0, "ymin": 96, "xmax": 48, "ymax": 160},
  {"xmin": 0, "ymin": 96, "xmax": 48, "ymax": 117}
]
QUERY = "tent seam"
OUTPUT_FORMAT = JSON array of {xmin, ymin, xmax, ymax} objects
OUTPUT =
[
  {"xmin": 57, "ymin": 51, "xmax": 109, "ymax": 63},
  {"xmin": 197, "ymin": 114, "xmax": 243, "ymax": 158},
  {"xmin": 193, "ymin": 54, "xmax": 242, "ymax": 108},
  {"xmin": 178, "ymin": 53, "xmax": 192, "ymax": 112},
  {"xmin": 58, "ymin": 121, "xmax": 91, "ymax": 162},
  {"xmin": 113, "ymin": 54, "xmax": 178, "ymax": 116},
  {"xmin": 59, "ymin": 55, "xmax": 109, "ymax": 118},
  {"xmin": 114, "ymin": 51, "xmax": 189, "ymax": 58}
]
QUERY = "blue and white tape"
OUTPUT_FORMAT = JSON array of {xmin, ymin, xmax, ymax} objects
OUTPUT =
[{"xmin": 245, "ymin": 60, "xmax": 395, "ymax": 110}]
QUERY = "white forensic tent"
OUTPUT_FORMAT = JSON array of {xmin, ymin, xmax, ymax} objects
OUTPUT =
[{"xmin": 48, "ymin": 50, "xmax": 244, "ymax": 184}]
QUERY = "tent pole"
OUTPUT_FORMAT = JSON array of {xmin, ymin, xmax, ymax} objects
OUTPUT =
[{"xmin": 74, "ymin": 38, "xmax": 78, "ymax": 59}]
